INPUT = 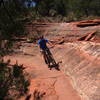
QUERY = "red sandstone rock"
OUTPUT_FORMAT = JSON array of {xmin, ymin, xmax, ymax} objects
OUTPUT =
[
  {"xmin": 3, "ymin": 22, "xmax": 100, "ymax": 100},
  {"xmin": 77, "ymin": 19, "xmax": 100, "ymax": 27},
  {"xmin": 77, "ymin": 22, "xmax": 99, "ymax": 27}
]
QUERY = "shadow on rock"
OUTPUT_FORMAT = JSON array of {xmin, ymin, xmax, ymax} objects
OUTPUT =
[{"xmin": 48, "ymin": 61, "xmax": 62, "ymax": 71}]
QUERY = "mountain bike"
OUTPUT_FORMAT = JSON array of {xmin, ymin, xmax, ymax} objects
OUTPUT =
[{"xmin": 41, "ymin": 48, "xmax": 60, "ymax": 70}]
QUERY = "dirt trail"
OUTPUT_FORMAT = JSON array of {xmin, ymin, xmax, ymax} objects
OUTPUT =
[{"xmin": 4, "ymin": 42, "xmax": 83, "ymax": 100}]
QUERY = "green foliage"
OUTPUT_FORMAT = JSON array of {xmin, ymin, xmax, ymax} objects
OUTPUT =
[
  {"xmin": 0, "ymin": 59, "xmax": 30, "ymax": 100},
  {"xmin": 0, "ymin": 0, "xmax": 28, "ymax": 56},
  {"xmin": 0, "ymin": 0, "xmax": 31, "ymax": 40},
  {"xmin": 34, "ymin": 0, "xmax": 100, "ymax": 20},
  {"xmin": 35, "ymin": 0, "xmax": 68, "ymax": 16}
]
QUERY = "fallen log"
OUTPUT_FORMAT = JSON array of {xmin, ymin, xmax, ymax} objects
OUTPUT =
[
  {"xmin": 78, "ymin": 32, "xmax": 89, "ymax": 41},
  {"xmin": 77, "ymin": 19, "xmax": 100, "ymax": 27},
  {"xmin": 79, "ymin": 20, "xmax": 94, "ymax": 23},
  {"xmin": 92, "ymin": 19, "xmax": 100, "ymax": 24},
  {"xmin": 78, "ymin": 31, "xmax": 96, "ymax": 41},
  {"xmin": 85, "ymin": 31, "xmax": 96, "ymax": 41},
  {"xmin": 77, "ymin": 22, "xmax": 99, "ymax": 27}
]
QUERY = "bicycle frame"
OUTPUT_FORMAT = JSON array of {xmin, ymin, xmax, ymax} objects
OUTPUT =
[{"xmin": 42, "ymin": 49, "xmax": 56, "ymax": 66}]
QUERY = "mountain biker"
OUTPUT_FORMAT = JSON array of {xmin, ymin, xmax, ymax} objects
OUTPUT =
[{"xmin": 37, "ymin": 35, "xmax": 53, "ymax": 66}]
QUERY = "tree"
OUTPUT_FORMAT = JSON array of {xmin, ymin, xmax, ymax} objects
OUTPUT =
[{"xmin": 0, "ymin": 0, "xmax": 27, "ymax": 54}]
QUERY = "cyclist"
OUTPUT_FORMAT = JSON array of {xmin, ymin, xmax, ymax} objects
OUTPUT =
[{"xmin": 37, "ymin": 35, "xmax": 53, "ymax": 67}]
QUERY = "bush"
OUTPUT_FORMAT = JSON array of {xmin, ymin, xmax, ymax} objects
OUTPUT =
[{"xmin": 0, "ymin": 59, "xmax": 30, "ymax": 100}]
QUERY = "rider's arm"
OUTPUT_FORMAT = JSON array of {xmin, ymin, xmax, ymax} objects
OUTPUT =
[
  {"xmin": 48, "ymin": 41, "xmax": 53, "ymax": 46},
  {"xmin": 37, "ymin": 40, "xmax": 40, "ymax": 48},
  {"xmin": 46, "ymin": 39, "xmax": 54, "ymax": 47}
]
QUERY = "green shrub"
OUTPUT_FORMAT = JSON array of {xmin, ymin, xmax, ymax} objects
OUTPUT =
[{"xmin": 0, "ymin": 59, "xmax": 30, "ymax": 100}]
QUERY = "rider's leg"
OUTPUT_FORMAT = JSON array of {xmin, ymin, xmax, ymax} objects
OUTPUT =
[
  {"xmin": 44, "ymin": 49, "xmax": 51, "ymax": 66},
  {"xmin": 42, "ymin": 50, "xmax": 48, "ymax": 64},
  {"xmin": 47, "ymin": 48, "xmax": 52, "ymax": 55},
  {"xmin": 47, "ymin": 49, "xmax": 56, "ymax": 65}
]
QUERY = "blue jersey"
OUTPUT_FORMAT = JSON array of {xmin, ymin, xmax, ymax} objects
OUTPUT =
[{"xmin": 38, "ymin": 39, "xmax": 49, "ymax": 49}]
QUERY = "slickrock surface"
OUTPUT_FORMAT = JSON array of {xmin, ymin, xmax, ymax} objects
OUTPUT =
[
  {"xmin": 4, "ymin": 22, "xmax": 100, "ymax": 100},
  {"xmin": 4, "ymin": 42, "xmax": 83, "ymax": 100},
  {"xmin": 53, "ymin": 42, "xmax": 100, "ymax": 100}
]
